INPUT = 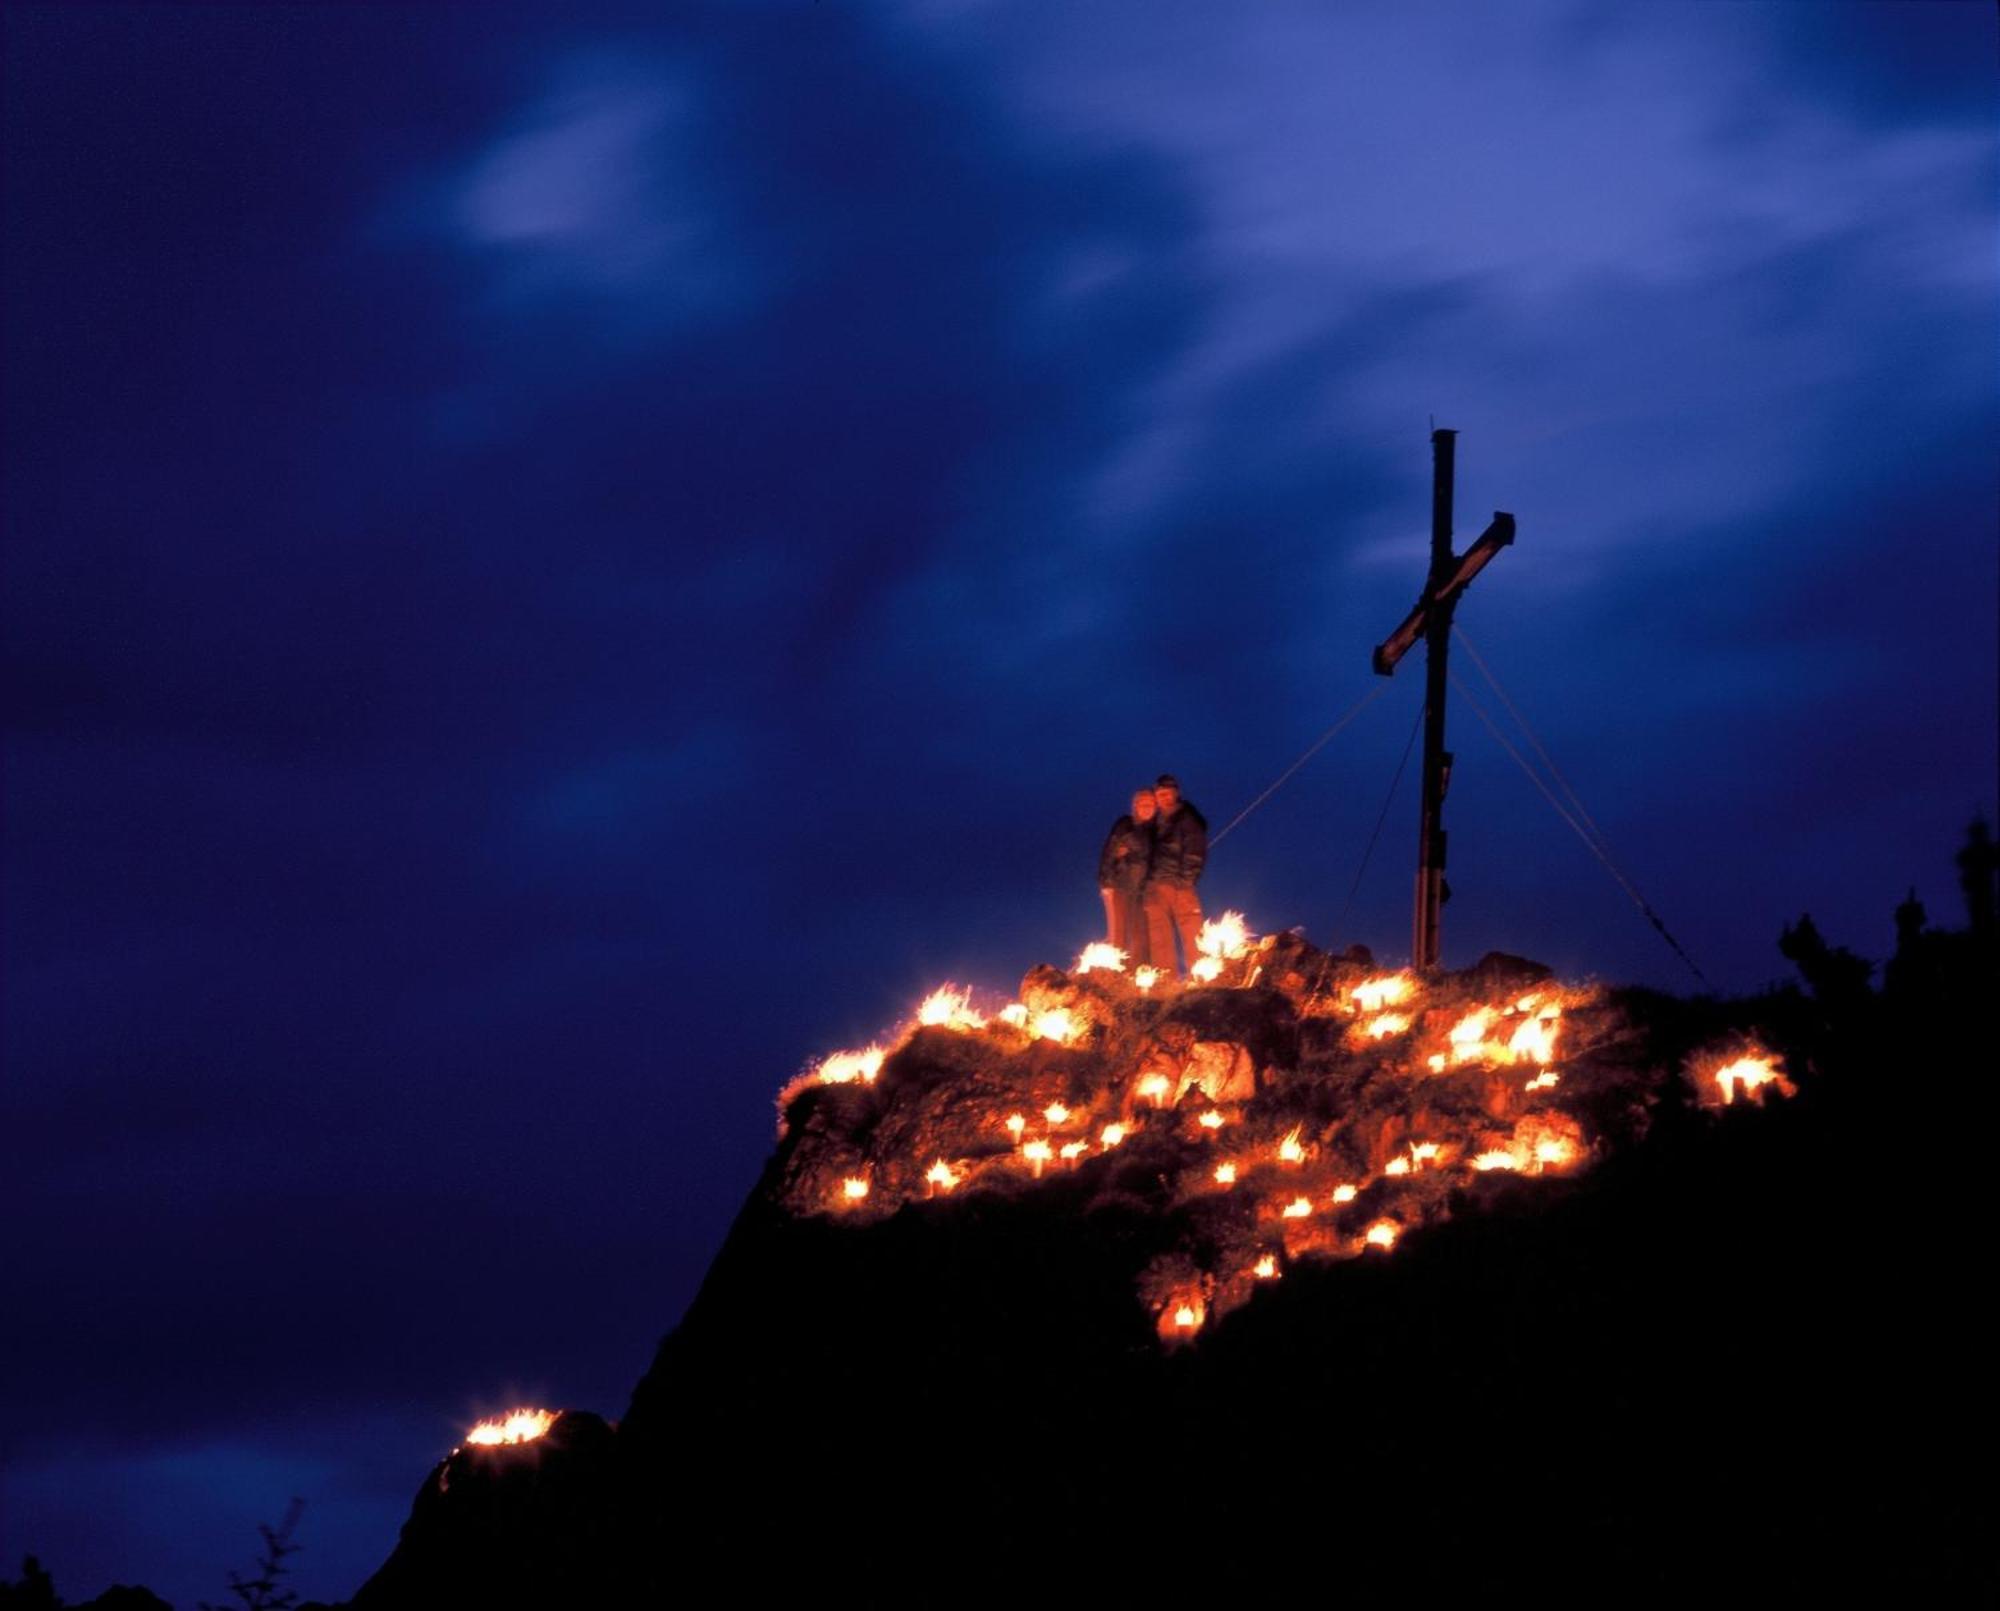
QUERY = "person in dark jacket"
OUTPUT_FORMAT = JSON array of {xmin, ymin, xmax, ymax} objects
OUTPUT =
[
  {"xmin": 1142, "ymin": 774, "xmax": 1208, "ymax": 974},
  {"xmin": 1097, "ymin": 789, "xmax": 1157, "ymax": 964}
]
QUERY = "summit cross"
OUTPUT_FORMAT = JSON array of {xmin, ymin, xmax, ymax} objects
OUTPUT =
[{"xmin": 1372, "ymin": 429, "xmax": 1516, "ymax": 973}]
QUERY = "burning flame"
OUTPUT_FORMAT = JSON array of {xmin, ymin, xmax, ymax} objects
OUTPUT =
[
  {"xmin": 1173, "ymin": 1302, "xmax": 1203, "ymax": 1331},
  {"xmin": 1044, "ymin": 1102, "xmax": 1071, "ymax": 1125},
  {"xmin": 1384, "ymin": 1156, "xmax": 1410, "ymax": 1177},
  {"xmin": 1472, "ymin": 1150, "xmax": 1521, "ymax": 1172},
  {"xmin": 1214, "ymin": 1162, "xmax": 1238, "ymax": 1186},
  {"xmin": 1448, "ymin": 1008, "xmax": 1497, "ymax": 1063},
  {"xmin": 1364, "ymin": 1220, "xmax": 1401, "ymax": 1251},
  {"xmin": 1022, "ymin": 1139, "xmax": 1054, "ymax": 1177},
  {"xmin": 1351, "ymin": 973, "xmax": 1414, "ymax": 1012},
  {"xmin": 1198, "ymin": 1110, "xmax": 1224, "ymax": 1130},
  {"xmin": 1362, "ymin": 1013, "xmax": 1411, "ymax": 1040},
  {"xmin": 925, "ymin": 1159, "xmax": 962, "ymax": 1191},
  {"xmin": 1281, "ymin": 1196, "xmax": 1313, "ymax": 1218},
  {"xmin": 1100, "ymin": 1123, "xmax": 1127, "ymax": 1148},
  {"xmin": 1525, "ymin": 1070, "xmax": 1560, "ymax": 1092},
  {"xmin": 465, "ymin": 1409, "xmax": 556, "ymax": 1447},
  {"xmin": 999, "ymin": 1003, "xmax": 1030, "ymax": 1029},
  {"xmin": 1709, "ymin": 1052, "xmax": 1791, "ymax": 1106},
  {"xmin": 1076, "ymin": 942, "xmax": 1127, "ymax": 975},
  {"xmin": 1277, "ymin": 1127, "xmax": 1305, "ymax": 1163},
  {"xmin": 1005, "ymin": 1113, "xmax": 1026, "ymax": 1137},
  {"xmin": 1059, "ymin": 1140, "xmax": 1088, "ymax": 1160},
  {"xmin": 1137, "ymin": 1072, "xmax": 1172, "ymax": 1104},
  {"xmin": 1196, "ymin": 911, "xmax": 1252, "ymax": 960},
  {"xmin": 1331, "ymin": 1183, "xmax": 1358, "ymax": 1203},
  {"xmin": 1189, "ymin": 956, "xmax": 1224, "ymax": 984},
  {"xmin": 1252, "ymin": 1253, "xmax": 1279, "ymax": 1279},
  {"xmin": 1134, "ymin": 966, "xmax": 1161, "ymax": 991},
  {"xmin": 918, "ymin": 986, "xmax": 986, "ymax": 1031},
  {"xmin": 816, "ymin": 1046, "xmax": 885, "ymax": 1086},
  {"xmin": 840, "ymin": 1176, "xmax": 870, "ymax": 1202},
  {"xmin": 1032, "ymin": 1007, "xmax": 1084, "ymax": 1044}
]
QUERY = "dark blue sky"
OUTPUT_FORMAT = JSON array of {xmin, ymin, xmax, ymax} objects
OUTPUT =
[{"xmin": 4, "ymin": 3, "xmax": 1993, "ymax": 1602}]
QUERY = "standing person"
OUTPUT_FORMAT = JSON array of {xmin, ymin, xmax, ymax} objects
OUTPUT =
[
  {"xmin": 1143, "ymin": 774, "xmax": 1208, "ymax": 975},
  {"xmin": 1097, "ymin": 789, "xmax": 1156, "ymax": 965}
]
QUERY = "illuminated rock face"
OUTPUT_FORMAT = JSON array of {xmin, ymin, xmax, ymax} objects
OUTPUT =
[{"xmin": 349, "ymin": 909, "xmax": 2000, "ymax": 1604}]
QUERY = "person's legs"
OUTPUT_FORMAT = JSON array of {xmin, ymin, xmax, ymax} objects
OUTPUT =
[
  {"xmin": 1143, "ymin": 887, "xmax": 1177, "ymax": 973},
  {"xmin": 1119, "ymin": 889, "xmax": 1150, "ymax": 966},
  {"xmin": 1101, "ymin": 886, "xmax": 1122, "ymax": 947},
  {"xmin": 1168, "ymin": 885, "xmax": 1204, "ymax": 971}
]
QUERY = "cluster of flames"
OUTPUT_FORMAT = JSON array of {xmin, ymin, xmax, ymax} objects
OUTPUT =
[
  {"xmin": 462, "ymin": 1409, "xmax": 557, "ymax": 1448},
  {"xmin": 777, "ymin": 913, "xmax": 1790, "ymax": 1344}
]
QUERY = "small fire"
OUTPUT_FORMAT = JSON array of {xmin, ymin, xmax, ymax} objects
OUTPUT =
[
  {"xmin": 1472, "ymin": 1150, "xmax": 1522, "ymax": 1172},
  {"xmin": 1277, "ymin": 1126, "xmax": 1305, "ymax": 1164},
  {"xmin": 1507, "ymin": 1010, "xmax": 1561, "ymax": 1065},
  {"xmin": 1351, "ymin": 973, "xmax": 1414, "ymax": 1012},
  {"xmin": 1134, "ymin": 966, "xmax": 1162, "ymax": 991},
  {"xmin": 1384, "ymin": 1156, "xmax": 1410, "ymax": 1177},
  {"xmin": 1137, "ymin": 1072, "xmax": 1172, "ymax": 1104},
  {"xmin": 1189, "ymin": 956, "xmax": 1224, "ymax": 984},
  {"xmin": 1281, "ymin": 1196, "xmax": 1313, "ymax": 1219},
  {"xmin": 1252, "ymin": 1253, "xmax": 1280, "ymax": 1279},
  {"xmin": 816, "ymin": 1046, "xmax": 885, "ymax": 1086},
  {"xmin": 1533, "ymin": 1137, "xmax": 1573, "ymax": 1167},
  {"xmin": 1044, "ymin": 1102, "xmax": 1071, "ymax": 1125},
  {"xmin": 1364, "ymin": 1220, "xmax": 1401, "ymax": 1251},
  {"xmin": 1004, "ymin": 1113, "xmax": 1026, "ymax": 1137},
  {"xmin": 1173, "ymin": 1302, "xmax": 1203, "ymax": 1331},
  {"xmin": 999, "ymin": 1003, "xmax": 1030, "ymax": 1028},
  {"xmin": 1447, "ymin": 1007, "xmax": 1497, "ymax": 1063},
  {"xmin": 1525, "ymin": 1070, "xmax": 1561, "ymax": 1092},
  {"xmin": 1410, "ymin": 1141, "xmax": 1442, "ymax": 1165},
  {"xmin": 1198, "ymin": 1110, "xmax": 1224, "ymax": 1130},
  {"xmin": 1363, "ymin": 1013, "xmax": 1411, "ymax": 1040},
  {"xmin": 1032, "ymin": 1007, "xmax": 1084, "ymax": 1044},
  {"xmin": 1196, "ymin": 910, "xmax": 1252, "ymax": 960},
  {"xmin": 1022, "ymin": 1139, "xmax": 1054, "ymax": 1177},
  {"xmin": 1099, "ymin": 1123, "xmax": 1127, "ymax": 1148},
  {"xmin": 1059, "ymin": 1140, "xmax": 1088, "ymax": 1160},
  {"xmin": 841, "ymin": 1176, "xmax": 871, "ymax": 1202},
  {"xmin": 1331, "ymin": 1183, "xmax": 1358, "ymax": 1204},
  {"xmin": 465, "ymin": 1409, "xmax": 556, "ymax": 1447},
  {"xmin": 1075, "ymin": 942, "xmax": 1127, "ymax": 975},
  {"xmin": 918, "ymin": 986, "xmax": 985, "ymax": 1031},
  {"xmin": 925, "ymin": 1159, "xmax": 962, "ymax": 1191},
  {"xmin": 1709, "ymin": 1052, "xmax": 1792, "ymax": 1106},
  {"xmin": 1214, "ymin": 1161, "xmax": 1238, "ymax": 1186}
]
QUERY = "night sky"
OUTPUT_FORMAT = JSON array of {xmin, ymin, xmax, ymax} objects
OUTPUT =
[{"xmin": 4, "ymin": 3, "xmax": 1994, "ymax": 1602}]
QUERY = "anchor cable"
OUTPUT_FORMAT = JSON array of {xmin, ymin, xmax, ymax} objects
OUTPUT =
[
  {"xmin": 1337, "ymin": 696, "xmax": 1425, "ymax": 930},
  {"xmin": 1210, "ymin": 682, "xmax": 1390, "ymax": 848},
  {"xmin": 1448, "ymin": 666, "xmax": 1710, "ymax": 988}
]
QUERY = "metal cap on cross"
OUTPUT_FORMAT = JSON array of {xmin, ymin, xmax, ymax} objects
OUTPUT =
[{"xmin": 1372, "ymin": 429, "xmax": 1515, "ymax": 973}]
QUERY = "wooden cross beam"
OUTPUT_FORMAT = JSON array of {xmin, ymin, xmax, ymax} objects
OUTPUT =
[{"xmin": 1372, "ymin": 429, "xmax": 1515, "ymax": 972}]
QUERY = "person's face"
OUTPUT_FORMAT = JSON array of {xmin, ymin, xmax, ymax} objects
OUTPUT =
[
  {"xmin": 1133, "ymin": 792, "xmax": 1156, "ymax": 820},
  {"xmin": 1154, "ymin": 785, "xmax": 1179, "ymax": 814}
]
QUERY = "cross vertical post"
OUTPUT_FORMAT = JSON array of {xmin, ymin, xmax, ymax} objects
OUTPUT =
[
  {"xmin": 1371, "ymin": 430, "xmax": 1515, "ymax": 973},
  {"xmin": 1415, "ymin": 428, "xmax": 1455, "ymax": 972}
]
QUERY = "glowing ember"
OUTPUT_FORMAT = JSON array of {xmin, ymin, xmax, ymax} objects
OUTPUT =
[
  {"xmin": 1099, "ymin": 1123, "xmax": 1127, "ymax": 1148},
  {"xmin": 1075, "ymin": 942, "xmax": 1127, "ymax": 975},
  {"xmin": 1331, "ymin": 1183, "xmax": 1358, "ymax": 1203},
  {"xmin": 1198, "ymin": 1110, "xmax": 1224, "ymax": 1130},
  {"xmin": 1472, "ymin": 1150, "xmax": 1522, "ymax": 1172},
  {"xmin": 918, "ymin": 986, "xmax": 985, "ymax": 1031},
  {"xmin": 1352, "ymin": 973, "xmax": 1414, "ymax": 1012},
  {"xmin": 1137, "ymin": 1072, "xmax": 1172, "ymax": 1103},
  {"xmin": 1252, "ymin": 1253, "xmax": 1280, "ymax": 1279},
  {"xmin": 1364, "ymin": 1220, "xmax": 1401, "ymax": 1250},
  {"xmin": 925, "ymin": 1159, "xmax": 962, "ymax": 1191},
  {"xmin": 1448, "ymin": 1007, "xmax": 1497, "ymax": 1063},
  {"xmin": 1281, "ymin": 1196, "xmax": 1313, "ymax": 1219},
  {"xmin": 1277, "ymin": 1127, "xmax": 1305, "ymax": 1163},
  {"xmin": 465, "ymin": 1409, "xmax": 556, "ymax": 1447},
  {"xmin": 1363, "ymin": 1013, "xmax": 1411, "ymax": 1039},
  {"xmin": 1134, "ymin": 966, "xmax": 1161, "ymax": 991},
  {"xmin": 1044, "ymin": 1102, "xmax": 1071, "ymax": 1125},
  {"xmin": 1189, "ymin": 956, "xmax": 1224, "ymax": 983},
  {"xmin": 1004, "ymin": 1113, "xmax": 1027, "ymax": 1136},
  {"xmin": 1214, "ymin": 1162, "xmax": 1239, "ymax": 1186},
  {"xmin": 1032, "ymin": 1006, "xmax": 1084, "ymax": 1044},
  {"xmin": 840, "ymin": 1176, "xmax": 870, "ymax": 1202},
  {"xmin": 816, "ymin": 1046, "xmax": 885, "ymax": 1086},
  {"xmin": 1196, "ymin": 910, "xmax": 1252, "ymax": 960},
  {"xmin": 1712, "ymin": 1052, "xmax": 1789, "ymax": 1106}
]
